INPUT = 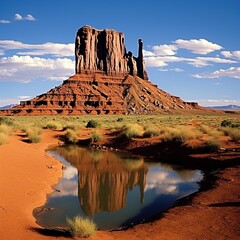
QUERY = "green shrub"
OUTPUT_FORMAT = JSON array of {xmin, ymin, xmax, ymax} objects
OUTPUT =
[
  {"xmin": 66, "ymin": 215, "xmax": 97, "ymax": 238},
  {"xmin": 65, "ymin": 129, "xmax": 79, "ymax": 143},
  {"xmin": 221, "ymin": 119, "xmax": 240, "ymax": 128},
  {"xmin": 90, "ymin": 130, "xmax": 102, "ymax": 143},
  {"xmin": 221, "ymin": 119, "xmax": 232, "ymax": 127},
  {"xmin": 116, "ymin": 117, "xmax": 124, "ymax": 122},
  {"xmin": 123, "ymin": 123, "xmax": 144, "ymax": 139},
  {"xmin": 86, "ymin": 120, "xmax": 100, "ymax": 128}
]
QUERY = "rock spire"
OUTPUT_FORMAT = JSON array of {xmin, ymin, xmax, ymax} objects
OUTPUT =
[{"xmin": 75, "ymin": 25, "xmax": 148, "ymax": 80}]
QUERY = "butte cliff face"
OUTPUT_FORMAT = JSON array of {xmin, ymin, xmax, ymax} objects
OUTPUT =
[
  {"xmin": 75, "ymin": 26, "xmax": 148, "ymax": 80},
  {"xmin": 0, "ymin": 25, "xmax": 202, "ymax": 116}
]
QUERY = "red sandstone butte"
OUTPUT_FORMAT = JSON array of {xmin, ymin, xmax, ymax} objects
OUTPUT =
[{"xmin": 0, "ymin": 25, "xmax": 201, "ymax": 116}]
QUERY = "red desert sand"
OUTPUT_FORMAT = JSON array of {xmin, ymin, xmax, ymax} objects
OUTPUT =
[{"xmin": 0, "ymin": 130, "xmax": 239, "ymax": 240}]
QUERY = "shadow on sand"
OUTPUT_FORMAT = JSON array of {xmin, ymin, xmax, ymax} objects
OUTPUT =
[{"xmin": 29, "ymin": 227, "xmax": 72, "ymax": 238}]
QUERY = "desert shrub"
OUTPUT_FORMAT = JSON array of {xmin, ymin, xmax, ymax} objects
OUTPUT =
[
  {"xmin": 0, "ymin": 124, "xmax": 13, "ymax": 145},
  {"xmin": 222, "ymin": 127, "xmax": 240, "ymax": 142},
  {"xmin": 221, "ymin": 119, "xmax": 232, "ymax": 127},
  {"xmin": 200, "ymin": 125, "xmax": 224, "ymax": 139},
  {"xmin": 65, "ymin": 129, "xmax": 79, "ymax": 143},
  {"xmin": 66, "ymin": 215, "xmax": 97, "ymax": 238},
  {"xmin": 45, "ymin": 121, "xmax": 62, "ymax": 130},
  {"xmin": 122, "ymin": 123, "xmax": 144, "ymax": 139},
  {"xmin": 86, "ymin": 120, "xmax": 100, "ymax": 128},
  {"xmin": 116, "ymin": 117, "xmax": 124, "ymax": 122},
  {"xmin": 0, "ymin": 124, "xmax": 13, "ymax": 135},
  {"xmin": 143, "ymin": 126, "xmax": 160, "ymax": 138},
  {"xmin": 160, "ymin": 126, "xmax": 201, "ymax": 143},
  {"xmin": 0, "ymin": 132, "xmax": 8, "ymax": 145},
  {"xmin": 90, "ymin": 130, "xmax": 102, "ymax": 142},
  {"xmin": 221, "ymin": 119, "xmax": 240, "ymax": 128},
  {"xmin": 26, "ymin": 127, "xmax": 43, "ymax": 143},
  {"xmin": 62, "ymin": 123, "xmax": 79, "ymax": 131},
  {"xmin": 205, "ymin": 138, "xmax": 220, "ymax": 151},
  {"xmin": 0, "ymin": 117, "xmax": 14, "ymax": 126}
]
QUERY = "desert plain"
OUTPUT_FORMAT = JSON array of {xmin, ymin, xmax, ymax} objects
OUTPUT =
[{"xmin": 0, "ymin": 113, "xmax": 239, "ymax": 240}]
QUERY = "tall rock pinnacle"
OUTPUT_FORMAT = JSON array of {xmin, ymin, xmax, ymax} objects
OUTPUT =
[{"xmin": 75, "ymin": 25, "xmax": 148, "ymax": 80}]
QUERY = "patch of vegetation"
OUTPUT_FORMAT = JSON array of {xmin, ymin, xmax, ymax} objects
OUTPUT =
[
  {"xmin": 143, "ymin": 125, "xmax": 160, "ymax": 138},
  {"xmin": 199, "ymin": 125, "xmax": 223, "ymax": 139},
  {"xmin": 205, "ymin": 138, "xmax": 220, "ymax": 151},
  {"xmin": 222, "ymin": 127, "xmax": 240, "ymax": 142},
  {"xmin": 0, "ymin": 125, "xmax": 12, "ymax": 145},
  {"xmin": 66, "ymin": 215, "xmax": 97, "ymax": 238},
  {"xmin": 0, "ymin": 132, "xmax": 8, "ymax": 145},
  {"xmin": 62, "ymin": 123, "xmax": 80, "ymax": 131},
  {"xmin": 86, "ymin": 120, "xmax": 100, "ymax": 128},
  {"xmin": 65, "ymin": 129, "xmax": 79, "ymax": 144},
  {"xmin": 122, "ymin": 123, "xmax": 144, "ymax": 139},
  {"xmin": 45, "ymin": 121, "xmax": 62, "ymax": 130},
  {"xmin": 160, "ymin": 126, "xmax": 202, "ymax": 143},
  {"xmin": 90, "ymin": 130, "xmax": 102, "ymax": 143},
  {"xmin": 0, "ymin": 124, "xmax": 13, "ymax": 145},
  {"xmin": 221, "ymin": 119, "xmax": 240, "ymax": 128},
  {"xmin": 25, "ymin": 127, "xmax": 43, "ymax": 143},
  {"xmin": 0, "ymin": 117, "xmax": 14, "ymax": 126},
  {"xmin": 116, "ymin": 117, "xmax": 124, "ymax": 122}
]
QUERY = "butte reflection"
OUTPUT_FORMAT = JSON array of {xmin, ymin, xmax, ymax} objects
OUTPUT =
[{"xmin": 52, "ymin": 145, "xmax": 148, "ymax": 216}]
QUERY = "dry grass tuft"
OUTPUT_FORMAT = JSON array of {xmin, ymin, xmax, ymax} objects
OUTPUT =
[
  {"xmin": 122, "ymin": 123, "xmax": 144, "ymax": 139},
  {"xmin": 65, "ymin": 129, "xmax": 79, "ymax": 144},
  {"xmin": 66, "ymin": 215, "xmax": 97, "ymax": 238}
]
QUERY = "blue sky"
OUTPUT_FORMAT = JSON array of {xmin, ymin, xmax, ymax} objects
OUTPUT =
[{"xmin": 0, "ymin": 0, "xmax": 239, "ymax": 107}]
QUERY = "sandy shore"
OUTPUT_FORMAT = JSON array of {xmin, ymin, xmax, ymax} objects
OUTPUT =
[
  {"xmin": 0, "ymin": 130, "xmax": 239, "ymax": 240},
  {"xmin": 0, "ymin": 130, "xmax": 62, "ymax": 240}
]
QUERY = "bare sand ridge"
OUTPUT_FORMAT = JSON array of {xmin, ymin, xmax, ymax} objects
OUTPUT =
[{"xmin": 0, "ymin": 129, "xmax": 239, "ymax": 240}]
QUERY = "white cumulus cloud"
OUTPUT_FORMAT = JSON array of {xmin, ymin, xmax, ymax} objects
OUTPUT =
[
  {"xmin": 15, "ymin": 13, "xmax": 23, "ymax": 21},
  {"xmin": 193, "ymin": 66, "xmax": 240, "ymax": 79},
  {"xmin": 0, "ymin": 55, "xmax": 75, "ymax": 83},
  {"xmin": 19, "ymin": 96, "xmax": 31, "ymax": 99},
  {"xmin": 25, "ymin": 14, "xmax": 36, "ymax": 21},
  {"xmin": 174, "ymin": 38, "xmax": 223, "ymax": 54},
  {"xmin": 152, "ymin": 44, "xmax": 177, "ymax": 56},
  {"xmin": 158, "ymin": 68, "xmax": 183, "ymax": 72},
  {"xmin": 221, "ymin": 50, "xmax": 240, "ymax": 60},
  {"xmin": 14, "ymin": 13, "xmax": 36, "ymax": 21},
  {"xmin": 0, "ymin": 20, "xmax": 10, "ymax": 24},
  {"xmin": 144, "ymin": 56, "xmax": 168, "ymax": 67},
  {"xmin": 0, "ymin": 40, "xmax": 74, "ymax": 57},
  {"xmin": 143, "ymin": 50, "xmax": 155, "ymax": 57}
]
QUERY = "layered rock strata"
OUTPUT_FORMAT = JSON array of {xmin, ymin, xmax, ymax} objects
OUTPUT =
[{"xmin": 0, "ymin": 26, "xmax": 202, "ymax": 116}]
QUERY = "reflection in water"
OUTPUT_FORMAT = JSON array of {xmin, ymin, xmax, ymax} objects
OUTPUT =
[
  {"xmin": 37, "ymin": 145, "xmax": 202, "ymax": 229},
  {"xmin": 56, "ymin": 146, "xmax": 147, "ymax": 215}
]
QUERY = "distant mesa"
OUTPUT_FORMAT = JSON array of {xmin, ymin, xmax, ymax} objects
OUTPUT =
[
  {"xmin": 0, "ymin": 25, "xmax": 201, "ymax": 116},
  {"xmin": 0, "ymin": 104, "xmax": 17, "ymax": 110},
  {"xmin": 205, "ymin": 105, "xmax": 240, "ymax": 111}
]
